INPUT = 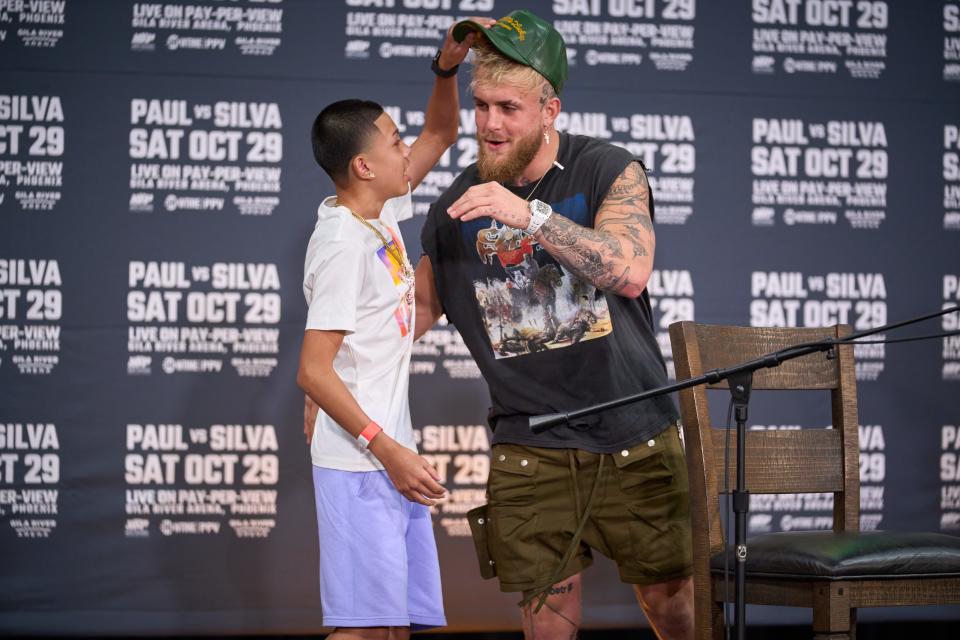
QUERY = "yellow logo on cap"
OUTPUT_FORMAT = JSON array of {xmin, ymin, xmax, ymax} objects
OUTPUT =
[{"xmin": 496, "ymin": 16, "xmax": 526, "ymax": 41}]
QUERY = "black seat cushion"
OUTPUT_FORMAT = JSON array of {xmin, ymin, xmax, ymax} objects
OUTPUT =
[{"xmin": 710, "ymin": 531, "xmax": 960, "ymax": 580}]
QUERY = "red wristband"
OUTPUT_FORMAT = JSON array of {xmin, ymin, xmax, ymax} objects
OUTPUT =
[{"xmin": 357, "ymin": 421, "xmax": 382, "ymax": 450}]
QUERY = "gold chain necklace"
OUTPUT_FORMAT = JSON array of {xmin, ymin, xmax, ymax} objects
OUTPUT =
[
  {"xmin": 336, "ymin": 200, "xmax": 415, "ymax": 302},
  {"xmin": 517, "ymin": 141, "xmax": 562, "ymax": 204},
  {"xmin": 523, "ymin": 169, "xmax": 549, "ymax": 203}
]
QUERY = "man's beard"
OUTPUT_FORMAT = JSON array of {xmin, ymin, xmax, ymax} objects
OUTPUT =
[{"xmin": 476, "ymin": 126, "xmax": 543, "ymax": 184}]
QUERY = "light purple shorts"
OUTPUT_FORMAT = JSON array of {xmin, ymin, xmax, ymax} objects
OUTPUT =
[{"xmin": 312, "ymin": 466, "xmax": 446, "ymax": 630}]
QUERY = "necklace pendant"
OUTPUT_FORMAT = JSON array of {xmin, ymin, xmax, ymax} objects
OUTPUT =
[{"xmin": 402, "ymin": 270, "xmax": 415, "ymax": 305}]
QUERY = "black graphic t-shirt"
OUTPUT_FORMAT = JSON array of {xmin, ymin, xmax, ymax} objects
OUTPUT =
[{"xmin": 421, "ymin": 132, "xmax": 679, "ymax": 453}]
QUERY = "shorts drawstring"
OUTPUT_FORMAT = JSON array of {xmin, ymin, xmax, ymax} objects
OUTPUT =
[{"xmin": 518, "ymin": 451, "xmax": 605, "ymax": 613}]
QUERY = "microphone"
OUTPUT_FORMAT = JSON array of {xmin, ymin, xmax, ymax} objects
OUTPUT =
[
  {"xmin": 529, "ymin": 412, "xmax": 568, "ymax": 434},
  {"xmin": 528, "ymin": 305, "xmax": 960, "ymax": 434}
]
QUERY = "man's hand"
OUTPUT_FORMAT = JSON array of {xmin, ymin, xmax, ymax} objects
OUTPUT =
[
  {"xmin": 303, "ymin": 394, "xmax": 319, "ymax": 444},
  {"xmin": 447, "ymin": 181, "xmax": 531, "ymax": 229},
  {"xmin": 370, "ymin": 436, "xmax": 447, "ymax": 506}
]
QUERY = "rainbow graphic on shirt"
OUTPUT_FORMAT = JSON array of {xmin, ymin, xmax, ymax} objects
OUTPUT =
[{"xmin": 376, "ymin": 228, "xmax": 413, "ymax": 337}]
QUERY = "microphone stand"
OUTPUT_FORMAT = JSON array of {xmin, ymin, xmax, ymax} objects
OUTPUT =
[{"xmin": 529, "ymin": 306, "xmax": 960, "ymax": 639}]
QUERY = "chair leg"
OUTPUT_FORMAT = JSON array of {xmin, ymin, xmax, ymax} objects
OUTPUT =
[
  {"xmin": 812, "ymin": 582, "xmax": 852, "ymax": 640},
  {"xmin": 709, "ymin": 600, "xmax": 724, "ymax": 640}
]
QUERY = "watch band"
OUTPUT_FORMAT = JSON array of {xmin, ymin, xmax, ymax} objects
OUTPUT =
[
  {"xmin": 431, "ymin": 49, "xmax": 458, "ymax": 78},
  {"xmin": 526, "ymin": 199, "xmax": 553, "ymax": 235}
]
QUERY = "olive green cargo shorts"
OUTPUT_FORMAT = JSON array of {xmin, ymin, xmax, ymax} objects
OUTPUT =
[{"xmin": 468, "ymin": 423, "xmax": 693, "ymax": 593}]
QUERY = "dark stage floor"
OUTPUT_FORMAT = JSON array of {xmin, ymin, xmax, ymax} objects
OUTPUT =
[
  {"xmin": 46, "ymin": 621, "xmax": 960, "ymax": 639},
  {"xmin": 426, "ymin": 623, "xmax": 957, "ymax": 639}
]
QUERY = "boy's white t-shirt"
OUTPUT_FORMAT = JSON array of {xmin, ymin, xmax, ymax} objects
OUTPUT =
[{"xmin": 303, "ymin": 189, "xmax": 417, "ymax": 471}]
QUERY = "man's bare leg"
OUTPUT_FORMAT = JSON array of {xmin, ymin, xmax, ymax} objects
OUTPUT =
[
  {"xmin": 634, "ymin": 576, "xmax": 694, "ymax": 640},
  {"xmin": 521, "ymin": 573, "xmax": 583, "ymax": 640},
  {"xmin": 387, "ymin": 626, "xmax": 410, "ymax": 640}
]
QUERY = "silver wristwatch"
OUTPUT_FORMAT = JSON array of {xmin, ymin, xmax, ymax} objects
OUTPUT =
[{"xmin": 526, "ymin": 199, "xmax": 553, "ymax": 234}]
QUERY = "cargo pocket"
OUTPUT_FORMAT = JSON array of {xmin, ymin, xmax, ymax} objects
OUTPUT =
[
  {"xmin": 487, "ymin": 506, "xmax": 540, "ymax": 587},
  {"xmin": 488, "ymin": 445, "xmax": 539, "ymax": 506},
  {"xmin": 612, "ymin": 436, "xmax": 673, "ymax": 496},
  {"xmin": 486, "ymin": 446, "xmax": 542, "ymax": 586},
  {"xmin": 467, "ymin": 504, "xmax": 497, "ymax": 579},
  {"xmin": 618, "ymin": 434, "xmax": 691, "ymax": 577}
]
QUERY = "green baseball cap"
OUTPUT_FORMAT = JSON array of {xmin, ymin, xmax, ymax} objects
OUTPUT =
[{"xmin": 453, "ymin": 9, "xmax": 568, "ymax": 95}]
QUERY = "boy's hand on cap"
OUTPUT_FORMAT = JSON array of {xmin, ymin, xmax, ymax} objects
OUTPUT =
[{"xmin": 438, "ymin": 16, "xmax": 495, "ymax": 70}]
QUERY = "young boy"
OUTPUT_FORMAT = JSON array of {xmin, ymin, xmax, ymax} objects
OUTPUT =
[{"xmin": 297, "ymin": 21, "xmax": 490, "ymax": 639}]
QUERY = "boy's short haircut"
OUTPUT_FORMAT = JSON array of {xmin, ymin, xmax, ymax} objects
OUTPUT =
[{"xmin": 311, "ymin": 99, "xmax": 383, "ymax": 184}]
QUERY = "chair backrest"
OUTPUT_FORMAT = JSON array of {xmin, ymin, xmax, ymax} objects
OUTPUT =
[{"xmin": 668, "ymin": 322, "xmax": 861, "ymax": 561}]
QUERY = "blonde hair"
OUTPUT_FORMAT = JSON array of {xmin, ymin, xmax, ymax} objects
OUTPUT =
[{"xmin": 469, "ymin": 37, "xmax": 557, "ymax": 107}]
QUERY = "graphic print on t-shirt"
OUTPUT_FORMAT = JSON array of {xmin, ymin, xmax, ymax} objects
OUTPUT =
[
  {"xmin": 375, "ymin": 226, "xmax": 413, "ymax": 337},
  {"xmin": 461, "ymin": 193, "xmax": 613, "ymax": 359}
]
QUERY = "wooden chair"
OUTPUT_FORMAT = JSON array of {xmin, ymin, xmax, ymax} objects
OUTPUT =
[{"xmin": 668, "ymin": 322, "xmax": 960, "ymax": 639}]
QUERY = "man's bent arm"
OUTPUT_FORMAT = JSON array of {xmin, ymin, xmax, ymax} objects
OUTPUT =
[
  {"xmin": 447, "ymin": 161, "xmax": 655, "ymax": 298},
  {"xmin": 533, "ymin": 161, "xmax": 655, "ymax": 298}
]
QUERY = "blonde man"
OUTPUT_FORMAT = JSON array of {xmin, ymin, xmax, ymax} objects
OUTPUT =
[{"xmin": 415, "ymin": 10, "xmax": 695, "ymax": 640}]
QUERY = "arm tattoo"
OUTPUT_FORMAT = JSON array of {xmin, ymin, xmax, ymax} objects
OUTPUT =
[
  {"xmin": 537, "ymin": 214, "xmax": 633, "ymax": 293},
  {"xmin": 535, "ymin": 161, "xmax": 654, "ymax": 294}
]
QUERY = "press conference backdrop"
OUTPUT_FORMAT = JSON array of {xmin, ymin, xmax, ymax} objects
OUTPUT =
[{"xmin": 0, "ymin": 0, "xmax": 958, "ymax": 634}]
